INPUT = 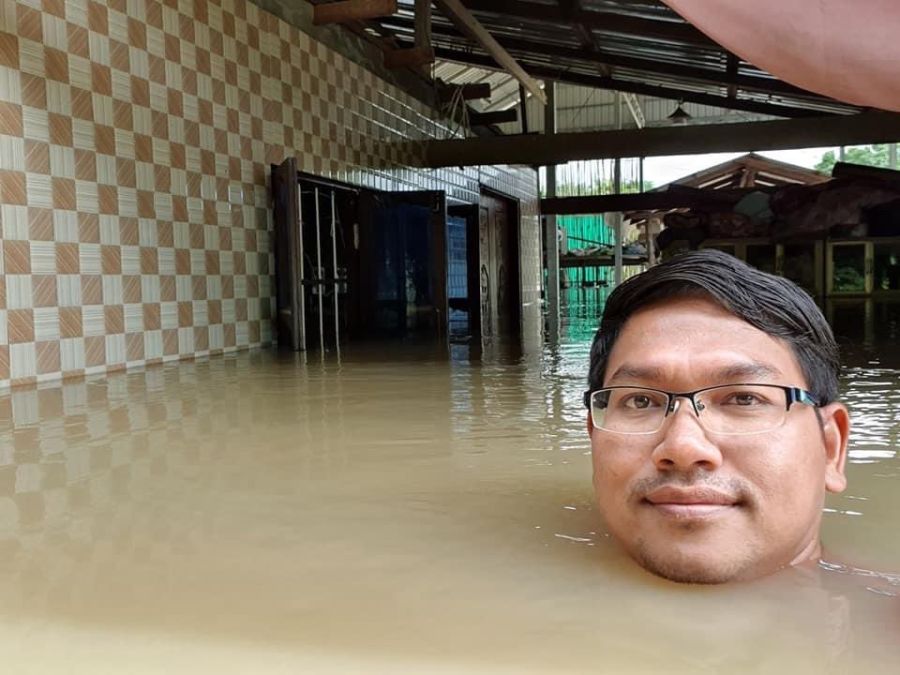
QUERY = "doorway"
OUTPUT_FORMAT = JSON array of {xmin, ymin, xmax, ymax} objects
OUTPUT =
[
  {"xmin": 271, "ymin": 159, "xmax": 358, "ymax": 351},
  {"xmin": 273, "ymin": 160, "xmax": 456, "ymax": 348},
  {"xmin": 358, "ymin": 190, "xmax": 448, "ymax": 340},
  {"xmin": 478, "ymin": 190, "xmax": 521, "ymax": 338}
]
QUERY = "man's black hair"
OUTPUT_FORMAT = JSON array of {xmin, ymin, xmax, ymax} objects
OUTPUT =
[{"xmin": 588, "ymin": 249, "xmax": 841, "ymax": 404}]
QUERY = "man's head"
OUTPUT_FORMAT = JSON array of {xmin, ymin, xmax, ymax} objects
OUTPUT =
[{"xmin": 586, "ymin": 250, "xmax": 850, "ymax": 584}]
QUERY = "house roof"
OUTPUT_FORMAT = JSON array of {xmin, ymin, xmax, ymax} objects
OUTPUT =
[
  {"xmin": 663, "ymin": 152, "xmax": 830, "ymax": 190},
  {"xmin": 625, "ymin": 153, "xmax": 830, "ymax": 225}
]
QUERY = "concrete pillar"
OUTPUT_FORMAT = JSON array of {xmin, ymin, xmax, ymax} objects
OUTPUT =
[{"xmin": 544, "ymin": 82, "xmax": 560, "ymax": 337}]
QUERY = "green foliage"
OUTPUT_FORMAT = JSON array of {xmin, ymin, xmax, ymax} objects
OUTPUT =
[
  {"xmin": 540, "ymin": 179, "xmax": 651, "ymax": 199},
  {"xmin": 833, "ymin": 265, "xmax": 866, "ymax": 292},
  {"xmin": 815, "ymin": 145, "xmax": 893, "ymax": 174}
]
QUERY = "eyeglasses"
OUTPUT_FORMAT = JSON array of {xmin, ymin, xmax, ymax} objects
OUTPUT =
[{"xmin": 583, "ymin": 384, "xmax": 820, "ymax": 436}]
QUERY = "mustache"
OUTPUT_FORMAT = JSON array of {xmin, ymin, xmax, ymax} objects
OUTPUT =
[{"xmin": 629, "ymin": 474, "xmax": 753, "ymax": 505}]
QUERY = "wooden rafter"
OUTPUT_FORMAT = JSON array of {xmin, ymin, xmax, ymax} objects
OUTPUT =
[
  {"xmin": 384, "ymin": 46, "xmax": 434, "ymax": 68},
  {"xmin": 560, "ymin": 0, "xmax": 612, "ymax": 77},
  {"xmin": 313, "ymin": 0, "xmax": 398, "ymax": 25}
]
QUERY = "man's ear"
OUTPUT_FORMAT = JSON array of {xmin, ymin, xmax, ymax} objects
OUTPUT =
[
  {"xmin": 586, "ymin": 411, "xmax": 593, "ymax": 436},
  {"xmin": 819, "ymin": 402, "xmax": 850, "ymax": 493}
]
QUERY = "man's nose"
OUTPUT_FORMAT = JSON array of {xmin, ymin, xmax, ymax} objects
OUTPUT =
[{"xmin": 650, "ymin": 400, "xmax": 724, "ymax": 472}]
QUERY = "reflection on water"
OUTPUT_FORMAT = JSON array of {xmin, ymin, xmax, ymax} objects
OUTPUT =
[{"xmin": 0, "ymin": 297, "xmax": 898, "ymax": 673}]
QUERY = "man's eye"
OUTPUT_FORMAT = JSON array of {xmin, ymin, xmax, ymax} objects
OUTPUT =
[
  {"xmin": 730, "ymin": 393, "xmax": 762, "ymax": 405},
  {"xmin": 625, "ymin": 395, "xmax": 653, "ymax": 409}
]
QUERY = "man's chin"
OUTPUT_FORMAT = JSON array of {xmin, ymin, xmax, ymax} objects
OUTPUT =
[{"xmin": 632, "ymin": 542, "xmax": 752, "ymax": 585}]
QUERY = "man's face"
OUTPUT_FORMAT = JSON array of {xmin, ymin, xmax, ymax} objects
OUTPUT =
[{"xmin": 589, "ymin": 297, "xmax": 850, "ymax": 583}]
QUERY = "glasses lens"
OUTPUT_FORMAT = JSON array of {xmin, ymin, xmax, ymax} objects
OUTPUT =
[
  {"xmin": 592, "ymin": 388, "xmax": 669, "ymax": 434},
  {"xmin": 696, "ymin": 385, "xmax": 787, "ymax": 434}
]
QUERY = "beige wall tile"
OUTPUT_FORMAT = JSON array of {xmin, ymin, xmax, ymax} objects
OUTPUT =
[{"xmin": 0, "ymin": 0, "xmax": 538, "ymax": 389}]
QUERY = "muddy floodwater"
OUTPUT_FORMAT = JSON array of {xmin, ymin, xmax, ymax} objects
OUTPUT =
[{"xmin": 1, "ymin": 299, "xmax": 898, "ymax": 673}]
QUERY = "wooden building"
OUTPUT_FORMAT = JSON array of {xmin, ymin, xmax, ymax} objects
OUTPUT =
[{"xmin": 627, "ymin": 156, "xmax": 900, "ymax": 299}]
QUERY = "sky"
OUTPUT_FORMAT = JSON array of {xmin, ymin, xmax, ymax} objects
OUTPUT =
[{"xmin": 643, "ymin": 147, "xmax": 837, "ymax": 186}]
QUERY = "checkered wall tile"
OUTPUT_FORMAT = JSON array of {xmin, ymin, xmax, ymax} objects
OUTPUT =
[{"xmin": 0, "ymin": 0, "xmax": 540, "ymax": 389}]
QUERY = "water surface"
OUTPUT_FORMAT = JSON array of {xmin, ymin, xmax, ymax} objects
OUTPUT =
[{"xmin": 0, "ymin": 300, "xmax": 898, "ymax": 673}]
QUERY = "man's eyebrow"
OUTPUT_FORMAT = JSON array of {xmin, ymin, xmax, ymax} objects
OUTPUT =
[
  {"xmin": 605, "ymin": 361, "xmax": 783, "ymax": 385},
  {"xmin": 606, "ymin": 364, "xmax": 666, "ymax": 384},
  {"xmin": 710, "ymin": 361, "xmax": 783, "ymax": 382}
]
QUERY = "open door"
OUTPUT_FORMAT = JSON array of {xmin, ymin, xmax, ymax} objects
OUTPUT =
[
  {"xmin": 358, "ymin": 190, "xmax": 448, "ymax": 340},
  {"xmin": 479, "ymin": 191, "xmax": 521, "ymax": 338},
  {"xmin": 297, "ymin": 182, "xmax": 352, "ymax": 351},
  {"xmin": 271, "ymin": 157, "xmax": 303, "ymax": 350}
]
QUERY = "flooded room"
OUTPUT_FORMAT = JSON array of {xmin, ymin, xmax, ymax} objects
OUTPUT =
[{"xmin": 1, "ymin": 0, "xmax": 899, "ymax": 672}]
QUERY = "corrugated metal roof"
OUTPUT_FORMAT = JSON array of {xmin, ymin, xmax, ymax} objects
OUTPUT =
[
  {"xmin": 354, "ymin": 0, "xmax": 862, "ymax": 119},
  {"xmin": 486, "ymin": 81, "xmax": 773, "ymax": 135},
  {"xmin": 308, "ymin": 0, "xmax": 868, "ymax": 143}
]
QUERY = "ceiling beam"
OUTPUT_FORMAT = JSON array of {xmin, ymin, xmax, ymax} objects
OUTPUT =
[
  {"xmin": 313, "ymin": 0, "xmax": 398, "ymax": 25},
  {"xmin": 433, "ymin": 0, "xmax": 547, "ymax": 104},
  {"xmin": 832, "ymin": 161, "xmax": 900, "ymax": 184},
  {"xmin": 431, "ymin": 48, "xmax": 830, "ymax": 118},
  {"xmin": 437, "ymin": 81, "xmax": 492, "ymax": 103},
  {"xmin": 469, "ymin": 108, "xmax": 518, "ymax": 126},
  {"xmin": 421, "ymin": 111, "xmax": 900, "ymax": 168},
  {"xmin": 542, "ymin": 188, "xmax": 751, "ymax": 215}
]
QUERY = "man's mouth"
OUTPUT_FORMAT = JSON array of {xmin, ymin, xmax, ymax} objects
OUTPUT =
[{"xmin": 642, "ymin": 486, "xmax": 742, "ymax": 519}]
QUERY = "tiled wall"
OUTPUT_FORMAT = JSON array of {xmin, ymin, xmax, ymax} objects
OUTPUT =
[{"xmin": 0, "ymin": 0, "xmax": 540, "ymax": 389}]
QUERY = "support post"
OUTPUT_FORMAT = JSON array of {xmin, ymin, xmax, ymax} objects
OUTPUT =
[
  {"xmin": 414, "ymin": 0, "xmax": 433, "ymax": 77},
  {"xmin": 331, "ymin": 190, "xmax": 340, "ymax": 350},
  {"xmin": 612, "ymin": 92, "xmax": 624, "ymax": 286},
  {"xmin": 314, "ymin": 188, "xmax": 325, "ymax": 350},
  {"xmin": 544, "ymin": 82, "xmax": 560, "ymax": 339},
  {"xmin": 519, "ymin": 84, "xmax": 528, "ymax": 134}
]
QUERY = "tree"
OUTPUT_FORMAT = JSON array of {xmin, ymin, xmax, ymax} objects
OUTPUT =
[{"xmin": 815, "ymin": 145, "xmax": 893, "ymax": 174}]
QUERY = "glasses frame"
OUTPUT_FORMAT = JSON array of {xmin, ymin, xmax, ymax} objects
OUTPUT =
[{"xmin": 583, "ymin": 383, "xmax": 821, "ymax": 436}]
